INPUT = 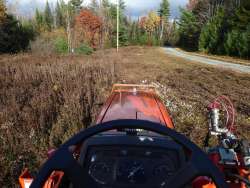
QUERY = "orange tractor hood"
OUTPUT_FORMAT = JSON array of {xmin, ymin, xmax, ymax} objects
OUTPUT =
[{"xmin": 96, "ymin": 84, "xmax": 174, "ymax": 128}]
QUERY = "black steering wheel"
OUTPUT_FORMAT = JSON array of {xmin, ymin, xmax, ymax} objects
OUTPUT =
[{"xmin": 30, "ymin": 119, "xmax": 228, "ymax": 188}]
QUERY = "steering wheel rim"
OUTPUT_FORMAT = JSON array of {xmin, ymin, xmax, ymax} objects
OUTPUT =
[{"xmin": 30, "ymin": 119, "xmax": 228, "ymax": 188}]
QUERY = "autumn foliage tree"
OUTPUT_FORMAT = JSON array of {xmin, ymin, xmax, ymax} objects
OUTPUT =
[
  {"xmin": 0, "ymin": 0, "xmax": 6, "ymax": 23},
  {"xmin": 75, "ymin": 9, "xmax": 102, "ymax": 48},
  {"xmin": 139, "ymin": 11, "xmax": 160, "ymax": 45}
]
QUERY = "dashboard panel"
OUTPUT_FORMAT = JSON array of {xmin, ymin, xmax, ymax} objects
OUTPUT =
[{"xmin": 79, "ymin": 133, "xmax": 186, "ymax": 188}]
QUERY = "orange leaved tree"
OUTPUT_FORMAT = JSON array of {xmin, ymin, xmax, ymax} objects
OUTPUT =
[{"xmin": 75, "ymin": 9, "xmax": 103, "ymax": 49}]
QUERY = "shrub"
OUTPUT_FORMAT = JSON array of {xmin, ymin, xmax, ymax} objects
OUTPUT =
[
  {"xmin": 138, "ymin": 34, "xmax": 148, "ymax": 45},
  {"xmin": 75, "ymin": 44, "xmax": 94, "ymax": 55},
  {"xmin": 30, "ymin": 36, "xmax": 55, "ymax": 55},
  {"xmin": 152, "ymin": 36, "xmax": 161, "ymax": 46},
  {"xmin": 54, "ymin": 37, "xmax": 68, "ymax": 54},
  {"xmin": 30, "ymin": 29, "xmax": 67, "ymax": 55}
]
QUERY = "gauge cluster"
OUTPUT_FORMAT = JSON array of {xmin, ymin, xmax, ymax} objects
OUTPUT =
[
  {"xmin": 84, "ymin": 147, "xmax": 180, "ymax": 187},
  {"xmin": 88, "ymin": 161, "xmax": 114, "ymax": 185}
]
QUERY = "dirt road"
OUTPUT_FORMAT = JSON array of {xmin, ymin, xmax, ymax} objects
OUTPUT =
[{"xmin": 164, "ymin": 47, "xmax": 250, "ymax": 74}]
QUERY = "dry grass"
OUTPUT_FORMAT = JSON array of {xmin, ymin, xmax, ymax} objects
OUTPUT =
[
  {"xmin": 114, "ymin": 47, "xmax": 250, "ymax": 141},
  {"xmin": 0, "ymin": 46, "xmax": 249, "ymax": 187},
  {"xmin": 0, "ymin": 53, "xmax": 116, "ymax": 187}
]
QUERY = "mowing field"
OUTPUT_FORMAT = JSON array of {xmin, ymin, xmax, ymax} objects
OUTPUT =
[{"xmin": 0, "ymin": 46, "xmax": 250, "ymax": 187}]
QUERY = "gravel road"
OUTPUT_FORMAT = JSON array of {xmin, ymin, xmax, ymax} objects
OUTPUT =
[{"xmin": 163, "ymin": 47, "xmax": 250, "ymax": 74}]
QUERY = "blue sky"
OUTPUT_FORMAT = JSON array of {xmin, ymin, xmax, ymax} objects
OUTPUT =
[{"xmin": 7, "ymin": 0, "xmax": 188, "ymax": 18}]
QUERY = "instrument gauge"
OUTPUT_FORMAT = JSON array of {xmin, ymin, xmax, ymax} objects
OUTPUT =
[
  {"xmin": 117, "ymin": 160, "xmax": 146, "ymax": 184},
  {"xmin": 153, "ymin": 164, "xmax": 175, "ymax": 186},
  {"xmin": 88, "ymin": 162, "xmax": 113, "ymax": 185}
]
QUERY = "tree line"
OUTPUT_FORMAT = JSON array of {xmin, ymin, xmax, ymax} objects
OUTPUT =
[
  {"xmin": 31, "ymin": 0, "xmax": 172, "ymax": 53},
  {"xmin": 1, "ymin": 0, "xmax": 249, "ymax": 58},
  {"xmin": 178, "ymin": 0, "xmax": 250, "ymax": 58},
  {"xmin": 0, "ymin": 0, "xmax": 172, "ymax": 54}
]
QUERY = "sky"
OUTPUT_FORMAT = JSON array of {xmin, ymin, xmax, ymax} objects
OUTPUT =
[
  {"xmin": 123, "ymin": 0, "xmax": 188, "ymax": 19},
  {"xmin": 7, "ymin": 0, "xmax": 188, "ymax": 19}
]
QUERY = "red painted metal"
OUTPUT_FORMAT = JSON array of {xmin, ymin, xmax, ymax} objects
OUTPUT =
[{"xmin": 96, "ymin": 84, "xmax": 174, "ymax": 128}]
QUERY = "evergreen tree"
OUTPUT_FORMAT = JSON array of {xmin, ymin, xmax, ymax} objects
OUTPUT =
[
  {"xmin": 158, "ymin": 0, "xmax": 170, "ymax": 41},
  {"xmin": 113, "ymin": 25, "xmax": 128, "ymax": 46},
  {"xmin": 239, "ymin": 25, "xmax": 250, "ymax": 58},
  {"xmin": 233, "ymin": 0, "xmax": 250, "ymax": 30},
  {"xmin": 224, "ymin": 1, "xmax": 250, "ymax": 58},
  {"xmin": 159, "ymin": 0, "xmax": 170, "ymax": 20},
  {"xmin": 118, "ymin": 0, "xmax": 128, "ymax": 46},
  {"xmin": 119, "ymin": 0, "xmax": 126, "ymax": 12},
  {"xmin": 234, "ymin": 0, "xmax": 250, "ymax": 58},
  {"xmin": 199, "ymin": 8, "xmax": 227, "ymax": 54},
  {"xmin": 178, "ymin": 8, "xmax": 200, "ymax": 51},
  {"xmin": 0, "ymin": 15, "xmax": 35, "ymax": 53},
  {"xmin": 109, "ymin": 0, "xmax": 126, "ymax": 19},
  {"xmin": 44, "ymin": 1, "xmax": 53, "ymax": 31},
  {"xmin": 224, "ymin": 29, "xmax": 240, "ymax": 56},
  {"xmin": 55, "ymin": 0, "xmax": 63, "ymax": 28},
  {"xmin": 35, "ymin": 8, "xmax": 44, "ymax": 31},
  {"xmin": 225, "ymin": 25, "xmax": 250, "ymax": 58},
  {"xmin": 108, "ymin": 0, "xmax": 128, "ymax": 47},
  {"xmin": 58, "ymin": 0, "xmax": 67, "ymax": 27}
]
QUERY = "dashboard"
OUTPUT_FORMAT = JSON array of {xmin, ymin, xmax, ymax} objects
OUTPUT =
[{"xmin": 79, "ymin": 133, "xmax": 186, "ymax": 188}]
